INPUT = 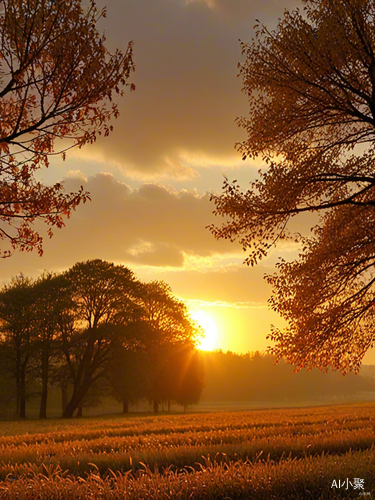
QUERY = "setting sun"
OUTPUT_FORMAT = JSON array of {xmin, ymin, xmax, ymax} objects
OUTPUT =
[{"xmin": 191, "ymin": 310, "xmax": 218, "ymax": 351}]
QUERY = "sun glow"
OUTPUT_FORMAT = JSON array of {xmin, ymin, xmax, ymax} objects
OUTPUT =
[{"xmin": 191, "ymin": 310, "xmax": 218, "ymax": 351}]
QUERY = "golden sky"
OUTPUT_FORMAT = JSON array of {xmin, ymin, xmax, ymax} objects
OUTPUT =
[{"xmin": 1, "ymin": 0, "xmax": 374, "ymax": 364}]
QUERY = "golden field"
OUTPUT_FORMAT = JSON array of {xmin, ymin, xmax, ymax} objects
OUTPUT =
[{"xmin": 0, "ymin": 403, "xmax": 374, "ymax": 499}]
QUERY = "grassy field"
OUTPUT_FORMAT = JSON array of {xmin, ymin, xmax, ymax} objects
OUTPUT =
[{"xmin": 0, "ymin": 403, "xmax": 374, "ymax": 499}]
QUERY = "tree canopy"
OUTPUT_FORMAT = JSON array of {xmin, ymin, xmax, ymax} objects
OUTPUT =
[
  {"xmin": 61, "ymin": 260, "xmax": 141, "ymax": 418},
  {"xmin": 209, "ymin": 0, "xmax": 375, "ymax": 373},
  {"xmin": 0, "ymin": 261, "xmax": 202, "ymax": 418},
  {"xmin": 138, "ymin": 281, "xmax": 201, "ymax": 412},
  {"xmin": 0, "ymin": 0, "xmax": 134, "ymax": 257}
]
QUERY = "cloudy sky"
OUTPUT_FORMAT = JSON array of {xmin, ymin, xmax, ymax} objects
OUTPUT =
[{"xmin": 2, "ymin": 0, "xmax": 374, "ymax": 364}]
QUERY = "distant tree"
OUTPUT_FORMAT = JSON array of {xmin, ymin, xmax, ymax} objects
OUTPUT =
[
  {"xmin": 210, "ymin": 0, "xmax": 375, "ymax": 373},
  {"xmin": 0, "ymin": 0, "xmax": 134, "ymax": 257},
  {"xmin": 0, "ymin": 275, "xmax": 36, "ymax": 417},
  {"xmin": 0, "ymin": 343, "xmax": 16, "ymax": 417},
  {"xmin": 107, "ymin": 345, "xmax": 151, "ymax": 413},
  {"xmin": 173, "ymin": 344, "xmax": 204, "ymax": 411},
  {"xmin": 33, "ymin": 273, "xmax": 72, "ymax": 419},
  {"xmin": 141, "ymin": 281, "xmax": 197, "ymax": 344},
  {"xmin": 61, "ymin": 259, "xmax": 141, "ymax": 418},
  {"xmin": 139, "ymin": 281, "xmax": 199, "ymax": 412},
  {"xmin": 199, "ymin": 350, "xmax": 370, "ymax": 403}
]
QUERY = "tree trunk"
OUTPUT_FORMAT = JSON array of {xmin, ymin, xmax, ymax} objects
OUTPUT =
[
  {"xmin": 62, "ymin": 398, "xmax": 77, "ymax": 418},
  {"xmin": 15, "ymin": 353, "xmax": 20, "ymax": 417},
  {"xmin": 77, "ymin": 404, "xmax": 83, "ymax": 418},
  {"xmin": 123, "ymin": 398, "xmax": 129, "ymax": 413},
  {"xmin": 153, "ymin": 400, "xmax": 159, "ymax": 413},
  {"xmin": 62, "ymin": 383, "xmax": 90, "ymax": 418},
  {"xmin": 61, "ymin": 380, "xmax": 68, "ymax": 415},
  {"xmin": 39, "ymin": 349, "xmax": 49, "ymax": 419},
  {"xmin": 19, "ymin": 364, "xmax": 27, "ymax": 419},
  {"xmin": 39, "ymin": 391, "xmax": 47, "ymax": 419},
  {"xmin": 168, "ymin": 399, "xmax": 171, "ymax": 412},
  {"xmin": 16, "ymin": 378, "xmax": 20, "ymax": 417}
]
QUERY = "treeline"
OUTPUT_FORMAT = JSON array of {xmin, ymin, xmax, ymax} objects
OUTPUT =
[
  {"xmin": 200, "ymin": 351, "xmax": 374, "ymax": 402},
  {"xmin": 0, "ymin": 260, "xmax": 204, "ymax": 419}
]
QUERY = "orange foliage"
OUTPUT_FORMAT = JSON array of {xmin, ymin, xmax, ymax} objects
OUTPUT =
[
  {"xmin": 0, "ymin": 0, "xmax": 134, "ymax": 257},
  {"xmin": 210, "ymin": 0, "xmax": 375, "ymax": 373}
]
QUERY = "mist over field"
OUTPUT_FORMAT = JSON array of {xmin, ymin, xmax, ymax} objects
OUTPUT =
[{"xmin": 2, "ymin": 350, "xmax": 373, "ymax": 419}]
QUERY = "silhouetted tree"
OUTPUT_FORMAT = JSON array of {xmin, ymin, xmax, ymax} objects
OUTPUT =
[
  {"xmin": 174, "ymin": 345, "xmax": 204, "ymax": 411},
  {"xmin": 33, "ymin": 273, "xmax": 72, "ymax": 419},
  {"xmin": 107, "ymin": 345, "xmax": 151, "ymax": 413},
  {"xmin": 139, "ymin": 281, "xmax": 199, "ymax": 412},
  {"xmin": 0, "ymin": 267, "xmax": 206, "ymax": 418},
  {"xmin": 61, "ymin": 259, "xmax": 141, "ymax": 418},
  {"xmin": 0, "ymin": 275, "xmax": 36, "ymax": 417}
]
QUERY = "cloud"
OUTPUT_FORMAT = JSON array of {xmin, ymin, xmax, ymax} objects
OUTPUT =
[
  {"xmin": 167, "ymin": 266, "xmax": 271, "ymax": 303},
  {"xmin": 63, "ymin": 173, "xmax": 237, "ymax": 260},
  {"xmin": 70, "ymin": 0, "xmax": 298, "ymax": 180},
  {"xmin": 127, "ymin": 241, "xmax": 185, "ymax": 267},
  {"xmin": 185, "ymin": 299, "xmax": 268, "ymax": 309},
  {"xmin": 0, "ymin": 170, "xmax": 274, "ymax": 309},
  {"xmin": 135, "ymin": 258, "xmax": 273, "ymax": 304},
  {"xmin": 0, "ymin": 166, "xmax": 318, "ymax": 287},
  {"xmin": 0, "ymin": 172, "xmax": 241, "ymax": 282},
  {"xmin": 186, "ymin": 0, "xmax": 287, "ymax": 19}
]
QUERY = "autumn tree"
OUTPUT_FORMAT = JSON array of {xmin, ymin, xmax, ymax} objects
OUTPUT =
[
  {"xmin": 210, "ymin": 0, "xmax": 375, "ymax": 373},
  {"xmin": 0, "ymin": 0, "xmax": 134, "ymax": 257}
]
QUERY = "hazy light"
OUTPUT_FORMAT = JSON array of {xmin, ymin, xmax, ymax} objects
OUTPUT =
[{"xmin": 191, "ymin": 310, "xmax": 218, "ymax": 351}]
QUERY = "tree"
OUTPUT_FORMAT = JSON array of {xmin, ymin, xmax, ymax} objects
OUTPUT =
[
  {"xmin": 141, "ymin": 281, "xmax": 197, "ymax": 344},
  {"xmin": 173, "ymin": 344, "xmax": 204, "ymax": 411},
  {"xmin": 33, "ymin": 273, "xmax": 72, "ymax": 419},
  {"xmin": 61, "ymin": 259, "xmax": 141, "ymax": 418},
  {"xmin": 209, "ymin": 0, "xmax": 375, "ymax": 373},
  {"xmin": 75, "ymin": 376, "xmax": 110, "ymax": 417},
  {"xmin": 139, "ymin": 281, "xmax": 199, "ymax": 412},
  {"xmin": 0, "ymin": 275, "xmax": 36, "ymax": 417},
  {"xmin": 107, "ymin": 345, "xmax": 151, "ymax": 413},
  {"xmin": 0, "ymin": 343, "xmax": 17, "ymax": 417},
  {"xmin": 0, "ymin": 0, "xmax": 134, "ymax": 257}
]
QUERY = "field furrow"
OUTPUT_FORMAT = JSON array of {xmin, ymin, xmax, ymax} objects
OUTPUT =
[{"xmin": 0, "ymin": 403, "xmax": 374, "ymax": 499}]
